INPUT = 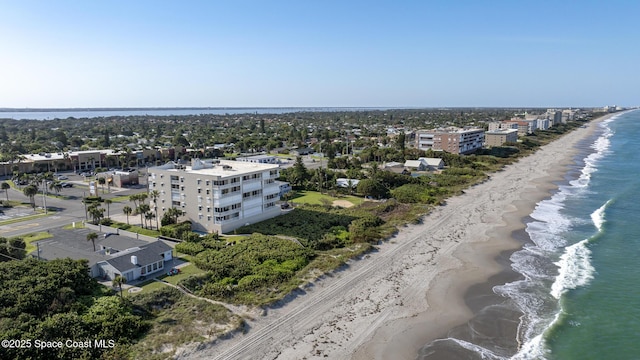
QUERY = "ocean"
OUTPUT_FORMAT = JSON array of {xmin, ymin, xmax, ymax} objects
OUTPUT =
[{"xmin": 419, "ymin": 109, "xmax": 640, "ymax": 359}]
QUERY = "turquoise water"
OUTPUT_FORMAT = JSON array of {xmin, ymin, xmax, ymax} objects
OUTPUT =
[
  {"xmin": 510, "ymin": 109, "xmax": 640, "ymax": 359},
  {"xmin": 542, "ymin": 110, "xmax": 640, "ymax": 359},
  {"xmin": 417, "ymin": 110, "xmax": 640, "ymax": 359}
]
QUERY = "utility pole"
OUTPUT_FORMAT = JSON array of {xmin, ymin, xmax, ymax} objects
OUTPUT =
[{"xmin": 42, "ymin": 179, "xmax": 47, "ymax": 214}]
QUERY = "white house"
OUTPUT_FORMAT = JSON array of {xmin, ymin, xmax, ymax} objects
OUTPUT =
[
  {"xmin": 336, "ymin": 178, "xmax": 360, "ymax": 188},
  {"xmin": 96, "ymin": 240, "xmax": 173, "ymax": 282}
]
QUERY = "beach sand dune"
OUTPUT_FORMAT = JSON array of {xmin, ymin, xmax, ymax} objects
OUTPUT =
[{"xmin": 181, "ymin": 115, "xmax": 609, "ymax": 360}]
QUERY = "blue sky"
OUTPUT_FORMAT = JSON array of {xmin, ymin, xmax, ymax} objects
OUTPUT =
[{"xmin": 1, "ymin": 0, "xmax": 638, "ymax": 108}]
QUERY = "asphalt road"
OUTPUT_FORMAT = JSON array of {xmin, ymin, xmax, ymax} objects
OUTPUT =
[{"xmin": 0, "ymin": 178, "xmax": 147, "ymax": 238}]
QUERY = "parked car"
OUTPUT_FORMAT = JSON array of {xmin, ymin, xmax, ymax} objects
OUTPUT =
[
  {"xmin": 57, "ymin": 175, "xmax": 68, "ymax": 180},
  {"xmin": 60, "ymin": 182, "xmax": 73, "ymax": 188}
]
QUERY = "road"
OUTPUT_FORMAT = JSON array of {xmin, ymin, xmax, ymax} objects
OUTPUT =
[{"xmin": 0, "ymin": 176, "xmax": 147, "ymax": 238}]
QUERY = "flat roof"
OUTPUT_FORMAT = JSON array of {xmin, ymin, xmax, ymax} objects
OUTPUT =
[{"xmin": 151, "ymin": 159, "xmax": 278, "ymax": 177}]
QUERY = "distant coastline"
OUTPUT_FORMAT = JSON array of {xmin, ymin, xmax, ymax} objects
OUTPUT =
[
  {"xmin": 0, "ymin": 106, "xmax": 393, "ymax": 112},
  {"xmin": 0, "ymin": 107, "xmax": 400, "ymax": 120}
]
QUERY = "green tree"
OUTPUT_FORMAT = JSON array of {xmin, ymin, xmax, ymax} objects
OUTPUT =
[
  {"xmin": 1, "ymin": 182, "xmax": 10, "ymax": 202},
  {"xmin": 104, "ymin": 199, "xmax": 112, "ymax": 219},
  {"xmin": 49, "ymin": 181, "xmax": 62, "ymax": 196},
  {"xmin": 137, "ymin": 204, "xmax": 150, "ymax": 228},
  {"xmin": 149, "ymin": 190, "xmax": 160, "ymax": 230},
  {"xmin": 145, "ymin": 212, "xmax": 155, "ymax": 229},
  {"xmin": 112, "ymin": 274, "xmax": 125, "ymax": 298},
  {"xmin": 23, "ymin": 184, "xmax": 38, "ymax": 209},
  {"xmin": 97, "ymin": 177, "xmax": 106, "ymax": 194},
  {"xmin": 88, "ymin": 204, "xmax": 105, "ymax": 225},
  {"xmin": 287, "ymin": 156, "xmax": 309, "ymax": 188},
  {"xmin": 122, "ymin": 206, "xmax": 132, "ymax": 225},
  {"xmin": 86, "ymin": 232, "xmax": 98, "ymax": 252},
  {"xmin": 356, "ymin": 179, "xmax": 389, "ymax": 199}
]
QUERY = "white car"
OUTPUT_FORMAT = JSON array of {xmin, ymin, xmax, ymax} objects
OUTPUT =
[{"xmin": 57, "ymin": 175, "xmax": 68, "ymax": 180}]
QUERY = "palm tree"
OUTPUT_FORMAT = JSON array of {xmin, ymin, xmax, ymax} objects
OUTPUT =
[
  {"xmin": 1, "ymin": 182, "xmax": 10, "ymax": 202},
  {"xmin": 49, "ymin": 181, "xmax": 62, "ymax": 196},
  {"xmin": 104, "ymin": 199, "xmax": 112, "ymax": 219},
  {"xmin": 138, "ymin": 192, "xmax": 148, "ymax": 204},
  {"xmin": 88, "ymin": 204, "xmax": 105, "ymax": 225},
  {"xmin": 112, "ymin": 274, "xmax": 126, "ymax": 298},
  {"xmin": 137, "ymin": 204, "xmax": 150, "ymax": 228},
  {"xmin": 23, "ymin": 184, "xmax": 38, "ymax": 210},
  {"xmin": 123, "ymin": 205, "xmax": 132, "ymax": 225},
  {"xmin": 86, "ymin": 232, "xmax": 98, "ymax": 252},
  {"xmin": 97, "ymin": 177, "xmax": 106, "ymax": 194},
  {"xmin": 149, "ymin": 190, "xmax": 160, "ymax": 229},
  {"xmin": 166, "ymin": 207, "xmax": 184, "ymax": 224},
  {"xmin": 129, "ymin": 193, "xmax": 140, "ymax": 209},
  {"xmin": 145, "ymin": 212, "xmax": 155, "ymax": 229}
]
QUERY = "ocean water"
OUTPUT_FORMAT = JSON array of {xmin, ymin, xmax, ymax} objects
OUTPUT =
[{"xmin": 418, "ymin": 110, "xmax": 640, "ymax": 359}]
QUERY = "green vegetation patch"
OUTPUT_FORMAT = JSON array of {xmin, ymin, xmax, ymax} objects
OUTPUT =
[
  {"xmin": 289, "ymin": 190, "xmax": 365, "ymax": 206},
  {"xmin": 236, "ymin": 207, "xmax": 357, "ymax": 245},
  {"xmin": 129, "ymin": 287, "xmax": 242, "ymax": 359},
  {"xmin": 0, "ymin": 258, "xmax": 149, "ymax": 360},
  {"xmin": 21, "ymin": 231, "xmax": 53, "ymax": 253},
  {"xmin": 180, "ymin": 233, "xmax": 314, "ymax": 305}
]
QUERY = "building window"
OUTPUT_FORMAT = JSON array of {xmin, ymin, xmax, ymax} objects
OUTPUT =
[
  {"xmin": 158, "ymin": 261, "xmax": 163, "ymax": 269},
  {"xmin": 153, "ymin": 263, "xmax": 158, "ymax": 271},
  {"xmin": 198, "ymin": 188, "xmax": 201, "ymax": 194}
]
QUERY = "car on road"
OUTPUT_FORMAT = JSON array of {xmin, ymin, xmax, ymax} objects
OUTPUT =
[
  {"xmin": 60, "ymin": 182, "xmax": 73, "ymax": 188},
  {"xmin": 57, "ymin": 175, "xmax": 68, "ymax": 180}
]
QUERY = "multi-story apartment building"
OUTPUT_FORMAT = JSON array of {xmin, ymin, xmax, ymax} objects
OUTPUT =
[
  {"xmin": 416, "ymin": 128, "xmax": 485, "ymax": 154},
  {"xmin": 148, "ymin": 159, "xmax": 283, "ymax": 234}
]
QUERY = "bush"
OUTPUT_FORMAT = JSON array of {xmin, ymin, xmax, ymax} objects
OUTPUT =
[{"xmin": 175, "ymin": 241, "xmax": 205, "ymax": 256}]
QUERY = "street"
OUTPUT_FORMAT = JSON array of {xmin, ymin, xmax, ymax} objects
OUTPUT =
[{"xmin": 0, "ymin": 176, "xmax": 148, "ymax": 238}]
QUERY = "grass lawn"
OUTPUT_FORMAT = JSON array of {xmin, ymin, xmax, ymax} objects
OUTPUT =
[
  {"xmin": 108, "ymin": 195, "xmax": 133, "ymax": 202},
  {"xmin": 290, "ymin": 190, "xmax": 364, "ymax": 206},
  {"xmin": 133, "ymin": 280, "xmax": 168, "ymax": 295},
  {"xmin": 157, "ymin": 264, "xmax": 205, "ymax": 285},
  {"xmin": 20, "ymin": 231, "xmax": 54, "ymax": 253},
  {"xmin": 63, "ymin": 222, "xmax": 85, "ymax": 230}
]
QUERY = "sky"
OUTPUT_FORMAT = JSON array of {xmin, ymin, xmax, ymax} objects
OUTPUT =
[{"xmin": 1, "ymin": 0, "xmax": 639, "ymax": 108}]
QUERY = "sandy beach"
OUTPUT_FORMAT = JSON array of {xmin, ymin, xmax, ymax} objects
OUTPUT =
[{"xmin": 182, "ymin": 114, "xmax": 612, "ymax": 360}]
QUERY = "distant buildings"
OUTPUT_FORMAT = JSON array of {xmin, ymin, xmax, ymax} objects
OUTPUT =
[
  {"xmin": 415, "ymin": 128, "xmax": 485, "ymax": 154},
  {"xmin": 148, "ymin": 159, "xmax": 284, "ymax": 234},
  {"xmin": 485, "ymin": 129, "xmax": 519, "ymax": 147}
]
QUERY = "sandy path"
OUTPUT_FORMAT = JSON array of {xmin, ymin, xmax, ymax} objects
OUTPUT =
[{"xmin": 178, "ymin": 116, "xmax": 610, "ymax": 360}]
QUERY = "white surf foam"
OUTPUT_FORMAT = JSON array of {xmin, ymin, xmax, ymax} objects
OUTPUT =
[
  {"xmin": 590, "ymin": 200, "xmax": 610, "ymax": 232},
  {"xmin": 550, "ymin": 238, "xmax": 594, "ymax": 299},
  {"xmin": 507, "ymin": 121, "xmax": 616, "ymax": 359}
]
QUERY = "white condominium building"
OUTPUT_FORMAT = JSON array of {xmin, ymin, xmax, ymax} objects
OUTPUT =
[{"xmin": 148, "ymin": 159, "xmax": 283, "ymax": 234}]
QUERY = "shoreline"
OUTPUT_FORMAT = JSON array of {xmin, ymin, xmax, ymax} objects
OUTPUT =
[
  {"xmin": 184, "ymin": 113, "xmax": 614, "ymax": 360},
  {"xmin": 353, "ymin": 113, "xmax": 612, "ymax": 359}
]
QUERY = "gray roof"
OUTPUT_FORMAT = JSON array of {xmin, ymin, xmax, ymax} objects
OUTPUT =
[
  {"xmin": 105, "ymin": 241, "xmax": 172, "ymax": 273},
  {"xmin": 30, "ymin": 240, "xmax": 106, "ymax": 267},
  {"xmin": 100, "ymin": 234, "xmax": 148, "ymax": 252}
]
